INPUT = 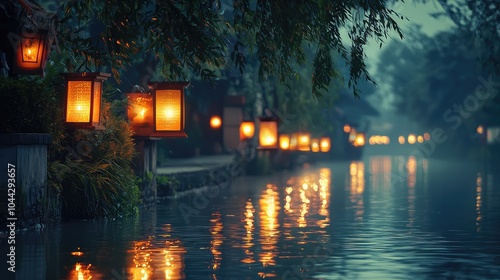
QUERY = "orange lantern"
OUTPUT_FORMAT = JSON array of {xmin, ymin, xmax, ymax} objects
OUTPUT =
[
  {"xmin": 298, "ymin": 133, "xmax": 311, "ymax": 151},
  {"xmin": 240, "ymin": 120, "xmax": 255, "ymax": 140},
  {"xmin": 279, "ymin": 134, "xmax": 290, "ymax": 150},
  {"xmin": 311, "ymin": 138, "xmax": 320, "ymax": 152},
  {"xmin": 320, "ymin": 137, "xmax": 331, "ymax": 152},
  {"xmin": 149, "ymin": 81, "xmax": 189, "ymax": 138},
  {"xmin": 210, "ymin": 116, "xmax": 222, "ymax": 129},
  {"xmin": 258, "ymin": 118, "xmax": 278, "ymax": 149},
  {"xmin": 126, "ymin": 92, "xmax": 154, "ymax": 136},
  {"xmin": 289, "ymin": 133, "xmax": 298, "ymax": 151},
  {"xmin": 354, "ymin": 133, "xmax": 365, "ymax": 147},
  {"xmin": 63, "ymin": 72, "xmax": 110, "ymax": 130}
]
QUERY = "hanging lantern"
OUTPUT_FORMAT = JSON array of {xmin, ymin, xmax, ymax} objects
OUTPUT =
[
  {"xmin": 240, "ymin": 120, "xmax": 255, "ymax": 140},
  {"xmin": 320, "ymin": 137, "xmax": 331, "ymax": 152},
  {"xmin": 279, "ymin": 134, "xmax": 290, "ymax": 150},
  {"xmin": 63, "ymin": 72, "xmax": 110, "ymax": 130},
  {"xmin": 12, "ymin": 28, "xmax": 51, "ymax": 76},
  {"xmin": 298, "ymin": 133, "xmax": 311, "ymax": 151},
  {"xmin": 311, "ymin": 138, "xmax": 320, "ymax": 152},
  {"xmin": 258, "ymin": 117, "xmax": 278, "ymax": 149},
  {"xmin": 210, "ymin": 116, "xmax": 222, "ymax": 129}
]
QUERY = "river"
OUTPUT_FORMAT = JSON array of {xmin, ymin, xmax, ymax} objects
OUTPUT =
[{"xmin": 4, "ymin": 155, "xmax": 500, "ymax": 279}]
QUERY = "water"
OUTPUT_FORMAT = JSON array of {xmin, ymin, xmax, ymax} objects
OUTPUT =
[{"xmin": 3, "ymin": 155, "xmax": 500, "ymax": 279}]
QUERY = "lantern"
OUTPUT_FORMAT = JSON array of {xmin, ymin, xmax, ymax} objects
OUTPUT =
[
  {"xmin": 349, "ymin": 128, "xmax": 357, "ymax": 143},
  {"xmin": 12, "ymin": 28, "xmax": 51, "ymax": 76},
  {"xmin": 210, "ymin": 116, "xmax": 222, "ymax": 129},
  {"xmin": 63, "ymin": 72, "xmax": 110, "ymax": 130},
  {"xmin": 298, "ymin": 133, "xmax": 311, "ymax": 151},
  {"xmin": 258, "ymin": 117, "xmax": 278, "ymax": 149},
  {"xmin": 126, "ymin": 92, "xmax": 154, "ymax": 136},
  {"xmin": 311, "ymin": 138, "xmax": 320, "ymax": 152},
  {"xmin": 240, "ymin": 120, "xmax": 255, "ymax": 140},
  {"xmin": 289, "ymin": 133, "xmax": 298, "ymax": 151},
  {"xmin": 354, "ymin": 133, "xmax": 365, "ymax": 147},
  {"xmin": 343, "ymin": 124, "xmax": 351, "ymax": 133},
  {"xmin": 279, "ymin": 134, "xmax": 290, "ymax": 150},
  {"xmin": 320, "ymin": 137, "xmax": 330, "ymax": 152}
]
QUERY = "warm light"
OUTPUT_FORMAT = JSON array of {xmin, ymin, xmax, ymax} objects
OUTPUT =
[
  {"xmin": 423, "ymin": 132, "xmax": 431, "ymax": 141},
  {"xmin": 320, "ymin": 137, "xmax": 330, "ymax": 152},
  {"xmin": 354, "ymin": 133, "xmax": 365, "ymax": 147},
  {"xmin": 258, "ymin": 119, "xmax": 278, "ymax": 149},
  {"xmin": 145, "ymin": 81, "xmax": 189, "ymax": 138},
  {"xmin": 289, "ymin": 133, "xmax": 298, "ymax": 150},
  {"xmin": 127, "ymin": 93, "xmax": 153, "ymax": 127},
  {"xmin": 477, "ymin": 125, "xmax": 484, "ymax": 134},
  {"xmin": 210, "ymin": 116, "xmax": 222, "ymax": 129},
  {"xmin": 14, "ymin": 29, "xmax": 52, "ymax": 76},
  {"xmin": 240, "ymin": 121, "xmax": 255, "ymax": 140},
  {"xmin": 349, "ymin": 128, "xmax": 357, "ymax": 143},
  {"xmin": 408, "ymin": 134, "xmax": 416, "ymax": 144},
  {"xmin": 298, "ymin": 133, "xmax": 311, "ymax": 151},
  {"xmin": 398, "ymin": 135, "xmax": 405, "ymax": 144},
  {"xmin": 417, "ymin": 135, "xmax": 424, "ymax": 143},
  {"xmin": 380, "ymin": 136, "xmax": 390, "ymax": 144},
  {"xmin": 343, "ymin": 124, "xmax": 351, "ymax": 133},
  {"xmin": 311, "ymin": 138, "xmax": 320, "ymax": 152},
  {"xmin": 279, "ymin": 134, "xmax": 290, "ymax": 150},
  {"xmin": 63, "ymin": 72, "xmax": 110, "ymax": 129}
]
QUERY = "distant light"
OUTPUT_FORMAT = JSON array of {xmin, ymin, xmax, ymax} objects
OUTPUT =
[
  {"xmin": 424, "ymin": 132, "xmax": 431, "ymax": 141},
  {"xmin": 408, "ymin": 134, "xmax": 416, "ymax": 144},
  {"xmin": 417, "ymin": 135, "xmax": 424, "ymax": 143},
  {"xmin": 210, "ymin": 116, "xmax": 222, "ymax": 129},
  {"xmin": 398, "ymin": 136, "xmax": 405, "ymax": 144},
  {"xmin": 381, "ymin": 136, "xmax": 390, "ymax": 144},
  {"xmin": 477, "ymin": 125, "xmax": 484, "ymax": 134},
  {"xmin": 343, "ymin": 124, "xmax": 351, "ymax": 133}
]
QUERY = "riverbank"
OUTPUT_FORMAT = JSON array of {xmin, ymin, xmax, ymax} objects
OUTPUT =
[{"xmin": 156, "ymin": 153, "xmax": 239, "ymax": 199}]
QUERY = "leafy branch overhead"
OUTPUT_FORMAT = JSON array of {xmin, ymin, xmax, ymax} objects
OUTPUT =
[{"xmin": 56, "ymin": 0, "xmax": 406, "ymax": 97}]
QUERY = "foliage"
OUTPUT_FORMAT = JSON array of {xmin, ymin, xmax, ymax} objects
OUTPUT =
[
  {"xmin": 55, "ymin": 102, "xmax": 141, "ymax": 219},
  {"xmin": 424, "ymin": 0, "xmax": 500, "ymax": 77},
  {"xmin": 52, "ymin": 0, "xmax": 406, "ymax": 97}
]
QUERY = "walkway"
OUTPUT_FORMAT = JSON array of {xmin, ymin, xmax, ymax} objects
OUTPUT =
[{"xmin": 157, "ymin": 154, "xmax": 235, "ymax": 175}]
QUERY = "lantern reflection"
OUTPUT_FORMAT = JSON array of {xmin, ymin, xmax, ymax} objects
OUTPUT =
[
  {"xmin": 210, "ymin": 211, "xmax": 224, "ymax": 272},
  {"xmin": 258, "ymin": 185, "xmax": 280, "ymax": 267},
  {"xmin": 349, "ymin": 162, "xmax": 365, "ymax": 221},
  {"xmin": 130, "ymin": 239, "xmax": 153, "ymax": 279},
  {"xmin": 241, "ymin": 200, "xmax": 256, "ymax": 264},
  {"xmin": 317, "ymin": 168, "xmax": 331, "ymax": 228},
  {"xmin": 476, "ymin": 172, "xmax": 482, "ymax": 232}
]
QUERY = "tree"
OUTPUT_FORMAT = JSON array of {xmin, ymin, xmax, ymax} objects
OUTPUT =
[
  {"xmin": 423, "ymin": 0, "xmax": 500, "ymax": 77},
  {"xmin": 36, "ymin": 0, "xmax": 406, "ymax": 97}
]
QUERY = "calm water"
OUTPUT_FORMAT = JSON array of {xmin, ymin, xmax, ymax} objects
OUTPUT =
[{"xmin": 3, "ymin": 155, "xmax": 500, "ymax": 280}]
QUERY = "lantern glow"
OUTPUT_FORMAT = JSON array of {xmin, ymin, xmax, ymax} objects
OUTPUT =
[
  {"xmin": 13, "ymin": 29, "xmax": 51, "ymax": 76},
  {"xmin": 150, "ymin": 82, "xmax": 189, "ymax": 138},
  {"xmin": 354, "ymin": 133, "xmax": 365, "ymax": 147},
  {"xmin": 210, "ymin": 116, "xmax": 222, "ymax": 129},
  {"xmin": 311, "ymin": 138, "xmax": 320, "ymax": 152},
  {"xmin": 258, "ymin": 119, "xmax": 278, "ymax": 149},
  {"xmin": 240, "ymin": 121, "xmax": 255, "ymax": 140},
  {"xmin": 127, "ymin": 93, "xmax": 153, "ymax": 128},
  {"xmin": 279, "ymin": 134, "xmax": 290, "ymax": 150},
  {"xmin": 63, "ymin": 72, "xmax": 110, "ymax": 129},
  {"xmin": 320, "ymin": 137, "xmax": 331, "ymax": 152},
  {"xmin": 298, "ymin": 133, "xmax": 311, "ymax": 151}
]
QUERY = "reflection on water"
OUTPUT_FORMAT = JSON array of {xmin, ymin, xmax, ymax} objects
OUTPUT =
[{"xmin": 8, "ymin": 156, "xmax": 500, "ymax": 279}]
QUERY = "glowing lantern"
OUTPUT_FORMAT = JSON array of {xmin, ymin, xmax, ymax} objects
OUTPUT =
[
  {"xmin": 258, "ymin": 118, "xmax": 278, "ymax": 149},
  {"xmin": 240, "ymin": 120, "xmax": 255, "ymax": 140},
  {"xmin": 343, "ymin": 124, "xmax": 351, "ymax": 133},
  {"xmin": 398, "ymin": 136, "xmax": 406, "ymax": 144},
  {"xmin": 311, "ymin": 138, "xmax": 320, "ymax": 152},
  {"xmin": 477, "ymin": 125, "xmax": 484, "ymax": 134},
  {"xmin": 298, "ymin": 133, "xmax": 311, "ymax": 151},
  {"xmin": 354, "ymin": 133, "xmax": 365, "ymax": 147},
  {"xmin": 417, "ymin": 135, "xmax": 424, "ymax": 143},
  {"xmin": 150, "ymin": 81, "xmax": 188, "ymax": 138},
  {"xmin": 408, "ymin": 134, "xmax": 416, "ymax": 145},
  {"xmin": 11, "ymin": 26, "xmax": 53, "ymax": 76},
  {"xmin": 126, "ymin": 92, "xmax": 154, "ymax": 136},
  {"xmin": 320, "ymin": 137, "xmax": 330, "ymax": 152},
  {"xmin": 210, "ymin": 116, "xmax": 222, "ymax": 129},
  {"xmin": 289, "ymin": 133, "xmax": 298, "ymax": 150},
  {"xmin": 279, "ymin": 134, "xmax": 290, "ymax": 150},
  {"xmin": 63, "ymin": 72, "xmax": 110, "ymax": 130}
]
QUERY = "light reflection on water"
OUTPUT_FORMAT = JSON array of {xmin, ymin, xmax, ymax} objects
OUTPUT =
[{"xmin": 7, "ymin": 156, "xmax": 500, "ymax": 279}]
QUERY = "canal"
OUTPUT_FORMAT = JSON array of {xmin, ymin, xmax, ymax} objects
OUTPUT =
[{"xmin": 5, "ymin": 155, "xmax": 500, "ymax": 279}]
